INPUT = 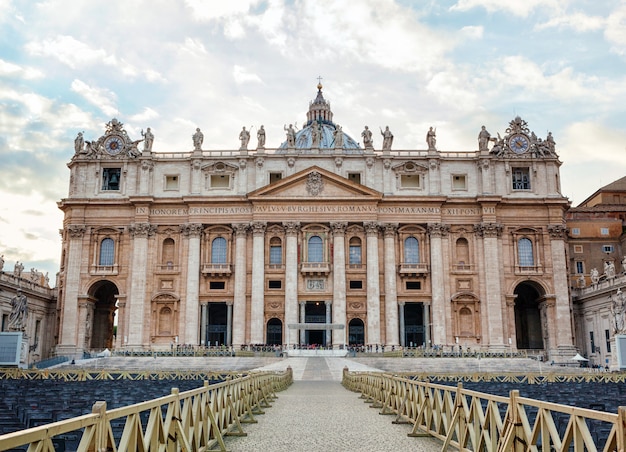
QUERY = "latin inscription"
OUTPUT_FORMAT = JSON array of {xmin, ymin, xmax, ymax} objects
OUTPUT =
[{"xmin": 136, "ymin": 204, "xmax": 495, "ymax": 216}]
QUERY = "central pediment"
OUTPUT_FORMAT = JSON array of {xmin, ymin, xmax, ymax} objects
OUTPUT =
[{"xmin": 247, "ymin": 166, "xmax": 382, "ymax": 201}]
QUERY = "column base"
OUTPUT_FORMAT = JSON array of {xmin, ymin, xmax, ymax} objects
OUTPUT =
[{"xmin": 547, "ymin": 345, "xmax": 578, "ymax": 364}]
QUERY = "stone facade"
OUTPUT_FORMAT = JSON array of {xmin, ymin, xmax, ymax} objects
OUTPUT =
[{"xmin": 56, "ymin": 86, "xmax": 574, "ymax": 360}]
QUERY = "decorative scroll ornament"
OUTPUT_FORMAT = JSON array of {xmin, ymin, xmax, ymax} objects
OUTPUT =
[
  {"xmin": 330, "ymin": 222, "xmax": 348, "ymax": 235},
  {"xmin": 306, "ymin": 171, "xmax": 324, "ymax": 196},
  {"xmin": 79, "ymin": 118, "xmax": 143, "ymax": 160},
  {"xmin": 67, "ymin": 224, "xmax": 86, "ymax": 238},
  {"xmin": 283, "ymin": 222, "xmax": 300, "ymax": 235}
]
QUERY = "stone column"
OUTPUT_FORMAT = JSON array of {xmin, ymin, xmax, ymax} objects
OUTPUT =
[
  {"xmin": 300, "ymin": 301, "xmax": 306, "ymax": 345},
  {"xmin": 200, "ymin": 303, "xmax": 207, "ymax": 346},
  {"xmin": 190, "ymin": 159, "xmax": 202, "ymax": 194},
  {"xmin": 548, "ymin": 225, "xmax": 575, "ymax": 356},
  {"xmin": 182, "ymin": 223, "xmax": 203, "ymax": 345},
  {"xmin": 58, "ymin": 225, "xmax": 86, "ymax": 356},
  {"xmin": 226, "ymin": 302, "xmax": 233, "ymax": 346},
  {"xmin": 284, "ymin": 222, "xmax": 300, "ymax": 346},
  {"xmin": 428, "ymin": 223, "xmax": 449, "ymax": 345},
  {"xmin": 330, "ymin": 222, "xmax": 347, "ymax": 347},
  {"xmin": 139, "ymin": 160, "xmax": 153, "ymax": 195},
  {"xmin": 127, "ymin": 222, "xmax": 157, "ymax": 347},
  {"xmin": 250, "ymin": 222, "xmax": 266, "ymax": 344},
  {"xmin": 475, "ymin": 223, "xmax": 505, "ymax": 348},
  {"xmin": 232, "ymin": 223, "xmax": 249, "ymax": 347},
  {"xmin": 424, "ymin": 303, "xmax": 431, "ymax": 347},
  {"xmin": 382, "ymin": 223, "xmax": 399, "ymax": 346},
  {"xmin": 399, "ymin": 301, "xmax": 406, "ymax": 347},
  {"xmin": 365, "ymin": 222, "xmax": 381, "ymax": 345},
  {"xmin": 325, "ymin": 300, "xmax": 332, "ymax": 346},
  {"xmin": 478, "ymin": 159, "xmax": 491, "ymax": 194}
]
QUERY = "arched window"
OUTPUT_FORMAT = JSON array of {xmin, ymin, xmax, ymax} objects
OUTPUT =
[
  {"xmin": 162, "ymin": 238, "xmax": 175, "ymax": 266},
  {"xmin": 269, "ymin": 237, "xmax": 282, "ymax": 265},
  {"xmin": 308, "ymin": 236, "xmax": 323, "ymax": 262},
  {"xmin": 349, "ymin": 237, "xmax": 362, "ymax": 265},
  {"xmin": 211, "ymin": 237, "xmax": 227, "ymax": 264},
  {"xmin": 99, "ymin": 238, "xmax": 114, "ymax": 266},
  {"xmin": 518, "ymin": 238, "xmax": 534, "ymax": 267},
  {"xmin": 404, "ymin": 237, "xmax": 419, "ymax": 264}
]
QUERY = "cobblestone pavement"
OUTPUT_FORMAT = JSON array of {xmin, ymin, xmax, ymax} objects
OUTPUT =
[{"xmin": 225, "ymin": 357, "xmax": 442, "ymax": 451}]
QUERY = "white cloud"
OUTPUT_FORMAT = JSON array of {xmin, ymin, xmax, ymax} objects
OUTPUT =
[
  {"xmin": 0, "ymin": 59, "xmax": 43, "ymax": 79},
  {"xmin": 184, "ymin": 0, "xmax": 260, "ymax": 20},
  {"xmin": 233, "ymin": 65, "xmax": 262, "ymax": 85},
  {"xmin": 560, "ymin": 121, "xmax": 626, "ymax": 164},
  {"xmin": 535, "ymin": 12, "xmax": 605, "ymax": 32},
  {"xmin": 71, "ymin": 79, "xmax": 118, "ymax": 117},
  {"xmin": 460, "ymin": 25, "xmax": 484, "ymax": 39},
  {"xmin": 605, "ymin": 4, "xmax": 626, "ymax": 55},
  {"xmin": 450, "ymin": 0, "xmax": 564, "ymax": 17},
  {"xmin": 130, "ymin": 107, "xmax": 160, "ymax": 123},
  {"xmin": 26, "ymin": 35, "xmax": 118, "ymax": 70}
]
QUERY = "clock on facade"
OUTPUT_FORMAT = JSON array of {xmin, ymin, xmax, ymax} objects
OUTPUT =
[
  {"xmin": 508, "ymin": 134, "xmax": 530, "ymax": 154},
  {"xmin": 104, "ymin": 135, "xmax": 124, "ymax": 155}
]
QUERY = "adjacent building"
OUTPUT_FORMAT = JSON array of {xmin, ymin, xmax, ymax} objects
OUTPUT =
[{"xmin": 55, "ymin": 84, "xmax": 575, "ymax": 360}]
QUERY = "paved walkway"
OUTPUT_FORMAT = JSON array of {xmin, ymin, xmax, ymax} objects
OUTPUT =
[{"xmin": 225, "ymin": 357, "xmax": 442, "ymax": 451}]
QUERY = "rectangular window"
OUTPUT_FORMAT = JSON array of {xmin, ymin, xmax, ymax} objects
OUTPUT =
[
  {"xmin": 268, "ymin": 280, "xmax": 282, "ymax": 289},
  {"xmin": 571, "ymin": 228, "xmax": 580, "ymax": 236},
  {"xmin": 573, "ymin": 245, "xmax": 583, "ymax": 253},
  {"xmin": 602, "ymin": 245, "xmax": 614, "ymax": 253},
  {"xmin": 165, "ymin": 175, "xmax": 179, "ymax": 190},
  {"xmin": 102, "ymin": 168, "xmax": 121, "ymax": 191},
  {"xmin": 452, "ymin": 174, "xmax": 467, "ymax": 190},
  {"xmin": 575, "ymin": 261, "xmax": 584, "ymax": 274},
  {"xmin": 34, "ymin": 320, "xmax": 41, "ymax": 348},
  {"xmin": 401, "ymin": 174, "xmax": 420, "ymax": 188},
  {"xmin": 349, "ymin": 246, "xmax": 362, "ymax": 265},
  {"xmin": 512, "ymin": 168, "xmax": 530, "ymax": 190},
  {"xmin": 209, "ymin": 281, "xmax": 225, "ymax": 290},
  {"xmin": 349, "ymin": 280, "xmax": 363, "ymax": 289},
  {"xmin": 348, "ymin": 173, "xmax": 361, "ymax": 184},
  {"xmin": 269, "ymin": 172, "xmax": 282, "ymax": 184},
  {"xmin": 406, "ymin": 281, "xmax": 421, "ymax": 290},
  {"xmin": 590, "ymin": 331, "xmax": 595, "ymax": 354},
  {"xmin": 269, "ymin": 246, "xmax": 282, "ymax": 265},
  {"xmin": 606, "ymin": 329, "xmax": 611, "ymax": 353},
  {"xmin": 601, "ymin": 227, "xmax": 609, "ymax": 235},
  {"xmin": 210, "ymin": 174, "xmax": 230, "ymax": 188},
  {"xmin": 1, "ymin": 314, "xmax": 7, "ymax": 331}
]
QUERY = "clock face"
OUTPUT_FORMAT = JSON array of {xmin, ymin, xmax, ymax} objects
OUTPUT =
[
  {"xmin": 509, "ymin": 134, "xmax": 530, "ymax": 154},
  {"xmin": 104, "ymin": 135, "xmax": 124, "ymax": 155}
]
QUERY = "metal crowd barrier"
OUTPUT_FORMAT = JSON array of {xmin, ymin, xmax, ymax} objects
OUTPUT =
[
  {"xmin": 0, "ymin": 368, "xmax": 292, "ymax": 452},
  {"xmin": 342, "ymin": 369, "xmax": 626, "ymax": 451}
]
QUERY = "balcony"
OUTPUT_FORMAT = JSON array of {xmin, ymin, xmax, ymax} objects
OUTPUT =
[
  {"xmin": 398, "ymin": 262, "xmax": 429, "ymax": 276},
  {"xmin": 515, "ymin": 264, "xmax": 543, "ymax": 275},
  {"xmin": 155, "ymin": 263, "xmax": 180, "ymax": 274},
  {"xmin": 202, "ymin": 263, "xmax": 232, "ymax": 276},
  {"xmin": 90, "ymin": 264, "xmax": 119, "ymax": 275},
  {"xmin": 451, "ymin": 263, "xmax": 475, "ymax": 273},
  {"xmin": 300, "ymin": 262, "xmax": 331, "ymax": 275}
]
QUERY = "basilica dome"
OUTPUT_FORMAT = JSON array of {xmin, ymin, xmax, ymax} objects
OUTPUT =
[{"xmin": 277, "ymin": 84, "xmax": 363, "ymax": 154}]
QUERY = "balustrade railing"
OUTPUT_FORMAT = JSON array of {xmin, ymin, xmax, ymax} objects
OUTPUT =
[
  {"xmin": 0, "ymin": 369, "xmax": 292, "ymax": 452},
  {"xmin": 342, "ymin": 370, "xmax": 625, "ymax": 451}
]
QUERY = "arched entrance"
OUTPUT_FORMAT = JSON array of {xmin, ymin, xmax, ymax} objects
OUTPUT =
[
  {"xmin": 514, "ymin": 282, "xmax": 545, "ymax": 349},
  {"xmin": 89, "ymin": 281, "xmax": 118, "ymax": 350},
  {"xmin": 348, "ymin": 318, "xmax": 365, "ymax": 345},
  {"xmin": 266, "ymin": 318, "xmax": 282, "ymax": 345}
]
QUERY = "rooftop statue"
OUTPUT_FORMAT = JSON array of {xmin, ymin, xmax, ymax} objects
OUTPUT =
[
  {"xmin": 239, "ymin": 126, "xmax": 251, "ymax": 150},
  {"xmin": 142, "ymin": 128, "xmax": 154, "ymax": 151},
  {"xmin": 426, "ymin": 127, "xmax": 437, "ymax": 150},
  {"xmin": 380, "ymin": 126, "xmax": 393, "ymax": 151},
  {"xmin": 257, "ymin": 125, "xmax": 266, "ymax": 148},
  {"xmin": 193, "ymin": 128, "xmax": 203, "ymax": 150},
  {"xmin": 361, "ymin": 126, "xmax": 373, "ymax": 150}
]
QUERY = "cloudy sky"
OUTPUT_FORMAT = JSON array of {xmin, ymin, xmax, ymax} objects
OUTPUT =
[{"xmin": 1, "ymin": 0, "xmax": 626, "ymax": 285}]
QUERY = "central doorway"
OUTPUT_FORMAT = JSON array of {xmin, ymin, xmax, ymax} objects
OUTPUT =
[
  {"xmin": 404, "ymin": 302, "xmax": 425, "ymax": 347},
  {"xmin": 206, "ymin": 303, "xmax": 227, "ymax": 346},
  {"xmin": 514, "ymin": 282, "xmax": 544, "ymax": 350},
  {"xmin": 304, "ymin": 301, "xmax": 327, "ymax": 346}
]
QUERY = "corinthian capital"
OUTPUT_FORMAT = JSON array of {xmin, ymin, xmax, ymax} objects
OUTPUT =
[
  {"xmin": 67, "ymin": 224, "xmax": 86, "ymax": 238},
  {"xmin": 232, "ymin": 223, "xmax": 249, "ymax": 237},
  {"xmin": 283, "ymin": 222, "xmax": 300, "ymax": 235},
  {"xmin": 180, "ymin": 223, "xmax": 204, "ymax": 238},
  {"xmin": 250, "ymin": 221, "xmax": 267, "ymax": 236},
  {"xmin": 364, "ymin": 221, "xmax": 379, "ymax": 235},
  {"xmin": 330, "ymin": 222, "xmax": 348, "ymax": 235},
  {"xmin": 547, "ymin": 224, "xmax": 568, "ymax": 240},
  {"xmin": 382, "ymin": 223, "xmax": 398, "ymax": 237},
  {"xmin": 474, "ymin": 222, "xmax": 502, "ymax": 238},
  {"xmin": 130, "ymin": 222, "xmax": 157, "ymax": 238},
  {"xmin": 428, "ymin": 223, "xmax": 450, "ymax": 237}
]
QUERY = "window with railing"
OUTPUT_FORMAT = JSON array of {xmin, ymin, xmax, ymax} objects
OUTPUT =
[
  {"xmin": 349, "ymin": 237, "xmax": 362, "ymax": 265},
  {"xmin": 269, "ymin": 237, "xmax": 282, "ymax": 265},
  {"xmin": 308, "ymin": 236, "xmax": 323, "ymax": 262},
  {"xmin": 404, "ymin": 237, "xmax": 419, "ymax": 264},
  {"xmin": 99, "ymin": 238, "xmax": 115, "ymax": 266}
]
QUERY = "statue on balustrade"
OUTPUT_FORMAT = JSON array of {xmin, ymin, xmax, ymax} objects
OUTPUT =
[
  {"xmin": 590, "ymin": 268, "xmax": 600, "ymax": 286},
  {"xmin": 8, "ymin": 289, "xmax": 28, "ymax": 332},
  {"xmin": 610, "ymin": 288, "xmax": 626, "ymax": 334}
]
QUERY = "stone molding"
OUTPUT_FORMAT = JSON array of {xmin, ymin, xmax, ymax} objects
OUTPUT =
[
  {"xmin": 364, "ymin": 221, "xmax": 379, "ymax": 235},
  {"xmin": 180, "ymin": 223, "xmax": 203, "ymax": 238},
  {"xmin": 382, "ymin": 223, "xmax": 398, "ymax": 237},
  {"xmin": 330, "ymin": 222, "xmax": 347, "ymax": 235},
  {"xmin": 547, "ymin": 224, "xmax": 568, "ymax": 240},
  {"xmin": 232, "ymin": 223, "xmax": 249, "ymax": 237},
  {"xmin": 283, "ymin": 221, "xmax": 300, "ymax": 235},
  {"xmin": 250, "ymin": 221, "xmax": 267, "ymax": 236}
]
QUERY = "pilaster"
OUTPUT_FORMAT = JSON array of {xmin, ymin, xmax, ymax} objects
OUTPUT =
[
  {"xmin": 382, "ymin": 223, "xmax": 399, "ymax": 346},
  {"xmin": 428, "ymin": 223, "xmax": 449, "ymax": 345},
  {"xmin": 284, "ymin": 222, "xmax": 300, "ymax": 346},
  {"xmin": 330, "ymin": 221, "xmax": 347, "ymax": 347},
  {"xmin": 364, "ymin": 221, "xmax": 381, "ymax": 345},
  {"xmin": 181, "ymin": 223, "xmax": 203, "ymax": 345},
  {"xmin": 250, "ymin": 222, "xmax": 266, "ymax": 344},
  {"xmin": 232, "ymin": 223, "xmax": 249, "ymax": 346}
]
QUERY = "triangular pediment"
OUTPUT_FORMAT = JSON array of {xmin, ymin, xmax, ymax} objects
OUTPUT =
[{"xmin": 247, "ymin": 166, "xmax": 382, "ymax": 200}]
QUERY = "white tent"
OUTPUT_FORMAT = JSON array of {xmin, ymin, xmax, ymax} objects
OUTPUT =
[{"xmin": 571, "ymin": 353, "xmax": 589, "ymax": 361}]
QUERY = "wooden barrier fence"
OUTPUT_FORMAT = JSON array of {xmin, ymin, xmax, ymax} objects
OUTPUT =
[
  {"xmin": 342, "ymin": 369, "xmax": 626, "ymax": 451},
  {"xmin": 0, "ymin": 368, "xmax": 292, "ymax": 452}
]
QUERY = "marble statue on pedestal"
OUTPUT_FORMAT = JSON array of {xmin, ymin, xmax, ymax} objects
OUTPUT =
[{"xmin": 8, "ymin": 289, "xmax": 28, "ymax": 332}]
